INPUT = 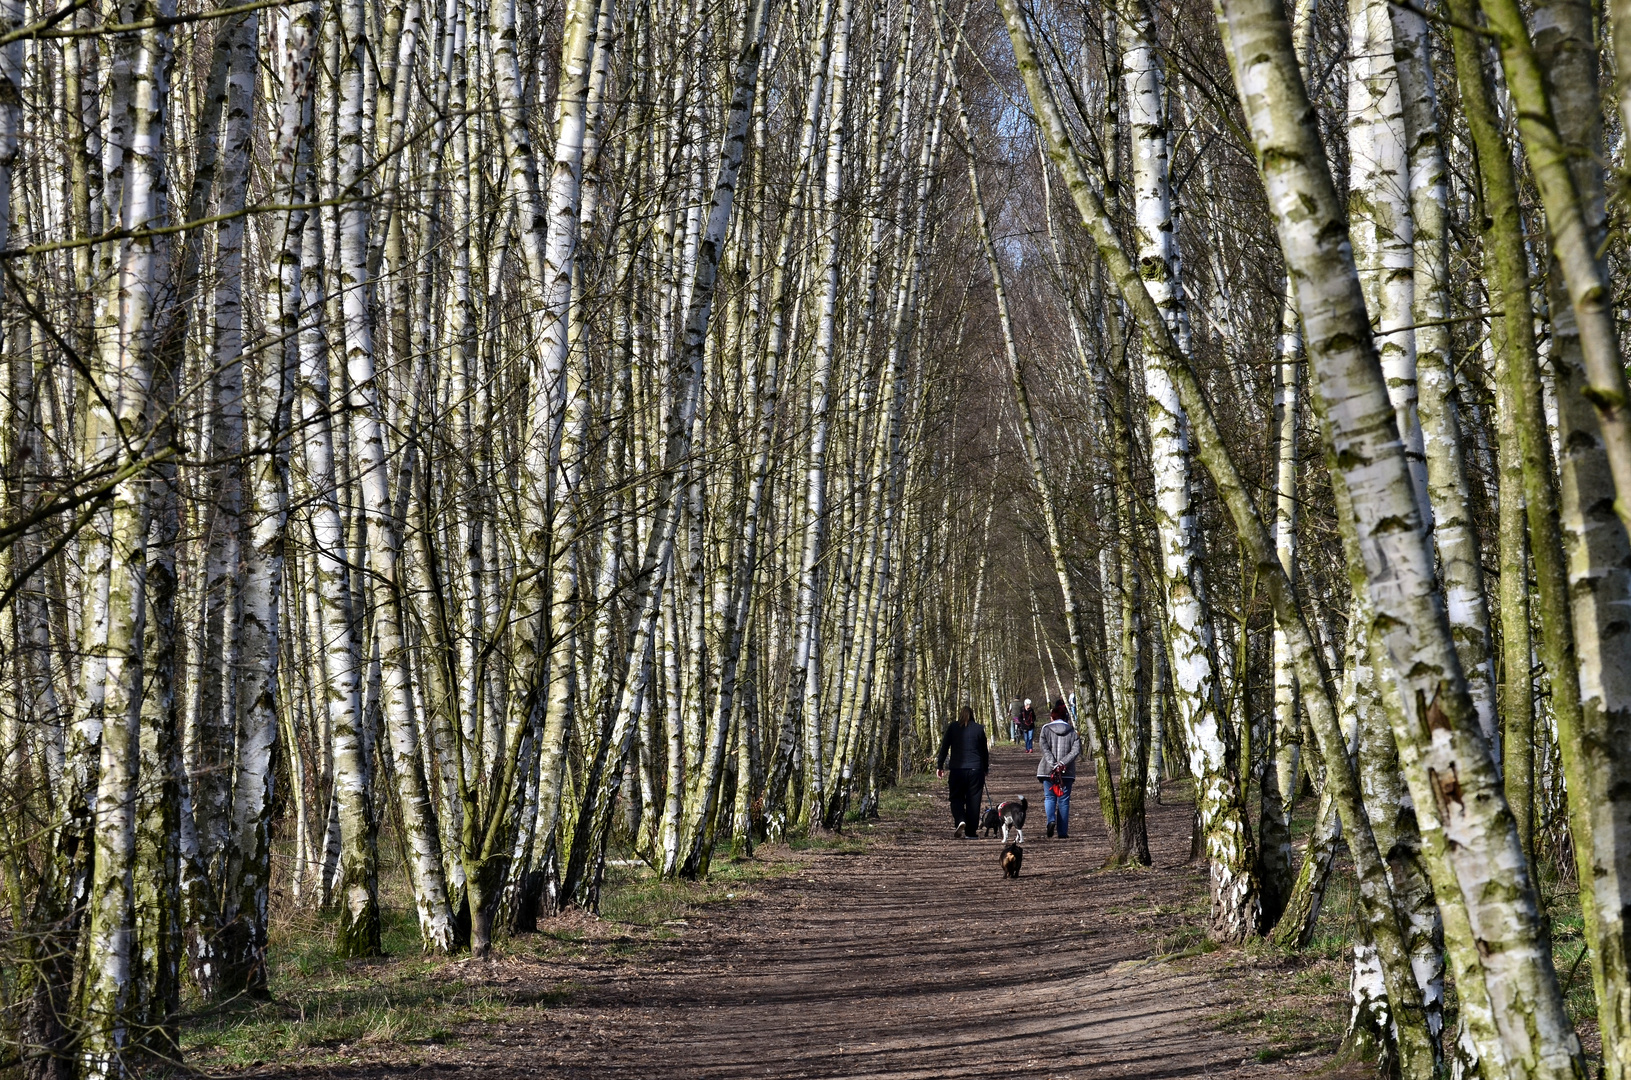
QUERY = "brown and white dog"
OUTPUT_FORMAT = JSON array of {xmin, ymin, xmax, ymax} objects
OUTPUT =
[
  {"xmin": 979, "ymin": 796, "xmax": 1027, "ymax": 842},
  {"xmin": 997, "ymin": 795, "xmax": 1027, "ymax": 844}
]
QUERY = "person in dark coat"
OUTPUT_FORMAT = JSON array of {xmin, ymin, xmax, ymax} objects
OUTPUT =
[
  {"xmin": 1018, "ymin": 698, "xmax": 1037, "ymax": 752},
  {"xmin": 936, "ymin": 705, "xmax": 989, "ymax": 837}
]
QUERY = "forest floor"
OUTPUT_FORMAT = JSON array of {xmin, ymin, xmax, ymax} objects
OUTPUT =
[{"xmin": 184, "ymin": 744, "xmax": 1360, "ymax": 1078}]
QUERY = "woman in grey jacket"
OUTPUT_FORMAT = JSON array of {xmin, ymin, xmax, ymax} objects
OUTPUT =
[{"xmin": 1036, "ymin": 699, "xmax": 1081, "ymax": 838}]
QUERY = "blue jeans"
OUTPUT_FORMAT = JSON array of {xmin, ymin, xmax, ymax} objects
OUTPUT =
[
  {"xmin": 1022, "ymin": 728, "xmax": 1034, "ymax": 751},
  {"xmin": 1043, "ymin": 778, "xmax": 1074, "ymax": 837}
]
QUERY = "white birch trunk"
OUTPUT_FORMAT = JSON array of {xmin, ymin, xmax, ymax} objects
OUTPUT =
[
  {"xmin": 1346, "ymin": 0, "xmax": 1429, "ymax": 525},
  {"xmin": 1122, "ymin": 0, "xmax": 1253, "ymax": 918},
  {"xmin": 792, "ymin": 0, "xmax": 854, "ymax": 828},
  {"xmin": 1213, "ymin": 1, "xmax": 1583, "ymax": 1071},
  {"xmin": 296, "ymin": 203, "xmax": 380, "ymax": 957},
  {"xmin": 561, "ymin": 0, "xmax": 775, "ymax": 899},
  {"xmin": 999, "ymin": 9, "xmax": 1436, "ymax": 1076},
  {"xmin": 336, "ymin": 0, "xmax": 454, "ymax": 953},
  {"xmin": 1390, "ymin": 0, "xmax": 1497, "ymax": 755},
  {"xmin": 82, "ymin": 5, "xmax": 172, "ymax": 1069}
]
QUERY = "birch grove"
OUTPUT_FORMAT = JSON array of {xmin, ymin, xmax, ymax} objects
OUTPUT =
[{"xmin": 6, "ymin": 0, "xmax": 1631, "ymax": 1072}]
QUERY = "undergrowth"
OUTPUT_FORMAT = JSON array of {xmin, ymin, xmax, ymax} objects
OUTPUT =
[{"xmin": 1168, "ymin": 780, "xmax": 1604, "ymax": 1076}]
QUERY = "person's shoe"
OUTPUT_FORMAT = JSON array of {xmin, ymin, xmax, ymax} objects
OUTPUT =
[
  {"xmin": 954, "ymin": 821, "xmax": 966, "ymax": 838},
  {"xmin": 1046, "ymin": 821, "xmax": 1056, "ymax": 838}
]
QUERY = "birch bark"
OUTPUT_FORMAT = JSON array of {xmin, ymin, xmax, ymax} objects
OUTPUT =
[
  {"xmin": 1390, "ymin": 0, "xmax": 1497, "ymax": 755},
  {"xmin": 1263, "ymin": 288, "xmax": 1300, "ymax": 926},
  {"xmin": 560, "ymin": 0, "xmax": 774, "ymax": 903},
  {"xmin": 1477, "ymin": 0, "xmax": 1631, "ymax": 1063},
  {"xmin": 182, "ymin": 7, "xmax": 252, "ymax": 994},
  {"xmin": 761, "ymin": 0, "xmax": 842, "ymax": 823},
  {"xmin": 1120, "ymin": 0, "xmax": 1242, "ymax": 888},
  {"xmin": 1346, "ymin": 0, "xmax": 1430, "ymax": 525},
  {"xmin": 1477, "ymin": 0, "xmax": 1631, "ymax": 541},
  {"xmin": 82, "ymin": 4, "xmax": 173, "ymax": 1068},
  {"xmin": 297, "ymin": 202, "xmax": 380, "ymax": 958},
  {"xmin": 204, "ymin": 0, "xmax": 322, "ymax": 999},
  {"xmin": 337, "ymin": 0, "xmax": 454, "ymax": 954},
  {"xmin": 793, "ymin": 0, "xmax": 853, "ymax": 829},
  {"xmin": 528, "ymin": 0, "xmax": 608, "ymax": 899},
  {"xmin": 1211, "ymin": 0, "xmax": 1583, "ymax": 1071}
]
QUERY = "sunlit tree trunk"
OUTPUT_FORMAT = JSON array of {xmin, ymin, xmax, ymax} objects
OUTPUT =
[
  {"xmin": 560, "ymin": 0, "xmax": 774, "ymax": 904},
  {"xmin": 81, "ymin": 5, "xmax": 173, "ymax": 1069},
  {"xmin": 1346, "ymin": 0, "xmax": 1429, "ymax": 524},
  {"xmin": 1213, "ymin": 0, "xmax": 1582, "ymax": 1071},
  {"xmin": 529, "ymin": 0, "xmax": 609, "ymax": 903},
  {"xmin": 1121, "ymin": 0, "xmax": 1244, "ymax": 892},
  {"xmin": 1478, "ymin": 0, "xmax": 1631, "ymax": 537},
  {"xmin": 1262, "ymin": 286, "xmax": 1300, "ymax": 927},
  {"xmin": 792, "ymin": 0, "xmax": 853, "ymax": 829},
  {"xmin": 336, "ymin": 0, "xmax": 454, "ymax": 955},
  {"xmin": 1391, "ymin": 0, "xmax": 1496, "ymax": 757},
  {"xmin": 1273, "ymin": 650, "xmax": 1358, "ymax": 950},
  {"xmin": 296, "ymin": 203, "xmax": 380, "ymax": 958},
  {"xmin": 1511, "ymin": 5, "xmax": 1631, "ymax": 1069}
]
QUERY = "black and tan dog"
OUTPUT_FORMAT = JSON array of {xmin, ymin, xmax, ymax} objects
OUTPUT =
[{"xmin": 1001, "ymin": 841, "xmax": 1024, "ymax": 878}]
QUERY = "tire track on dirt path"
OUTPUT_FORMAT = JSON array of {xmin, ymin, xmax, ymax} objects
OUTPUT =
[{"xmin": 258, "ymin": 745, "xmax": 1287, "ymax": 1079}]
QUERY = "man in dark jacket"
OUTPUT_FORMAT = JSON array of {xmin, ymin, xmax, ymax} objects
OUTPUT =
[{"xmin": 937, "ymin": 705, "xmax": 989, "ymax": 837}]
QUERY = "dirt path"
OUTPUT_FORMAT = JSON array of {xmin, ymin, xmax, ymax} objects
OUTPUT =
[{"xmin": 262, "ymin": 745, "xmax": 1293, "ymax": 1079}]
